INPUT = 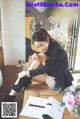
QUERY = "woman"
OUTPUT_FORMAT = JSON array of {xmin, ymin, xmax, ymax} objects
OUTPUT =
[{"xmin": 4, "ymin": 28, "xmax": 73, "ymax": 102}]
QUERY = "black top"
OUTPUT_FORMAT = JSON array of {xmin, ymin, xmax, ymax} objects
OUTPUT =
[{"xmin": 30, "ymin": 39, "xmax": 74, "ymax": 90}]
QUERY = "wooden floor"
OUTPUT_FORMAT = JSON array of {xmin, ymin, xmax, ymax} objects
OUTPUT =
[{"xmin": 19, "ymin": 81, "xmax": 74, "ymax": 119}]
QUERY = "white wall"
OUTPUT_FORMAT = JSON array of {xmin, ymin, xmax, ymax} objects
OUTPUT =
[{"xmin": 1, "ymin": 0, "xmax": 25, "ymax": 65}]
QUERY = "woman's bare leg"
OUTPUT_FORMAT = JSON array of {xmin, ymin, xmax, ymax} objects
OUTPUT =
[
  {"xmin": 9, "ymin": 52, "xmax": 55, "ymax": 97},
  {"xmin": 9, "ymin": 78, "xmax": 22, "ymax": 96},
  {"xmin": 31, "ymin": 53, "xmax": 47, "ymax": 83},
  {"xmin": 33, "ymin": 53, "xmax": 56, "ymax": 89},
  {"xmin": 28, "ymin": 53, "xmax": 55, "ymax": 87},
  {"xmin": 9, "ymin": 54, "xmax": 46, "ymax": 96}
]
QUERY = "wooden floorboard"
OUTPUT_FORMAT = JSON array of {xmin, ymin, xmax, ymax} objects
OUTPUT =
[{"xmin": 19, "ymin": 81, "xmax": 73, "ymax": 119}]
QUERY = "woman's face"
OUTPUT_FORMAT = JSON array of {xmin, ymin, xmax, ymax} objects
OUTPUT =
[{"xmin": 34, "ymin": 40, "xmax": 49, "ymax": 52}]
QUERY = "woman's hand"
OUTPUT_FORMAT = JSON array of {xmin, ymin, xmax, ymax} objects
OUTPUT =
[
  {"xmin": 18, "ymin": 71, "xmax": 30, "ymax": 78},
  {"xmin": 32, "ymin": 53, "xmax": 39, "ymax": 60}
]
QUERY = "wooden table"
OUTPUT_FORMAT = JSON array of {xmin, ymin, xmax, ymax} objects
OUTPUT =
[{"xmin": 19, "ymin": 81, "xmax": 73, "ymax": 119}]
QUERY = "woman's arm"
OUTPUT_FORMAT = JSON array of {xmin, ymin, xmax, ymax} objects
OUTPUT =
[{"xmin": 29, "ymin": 48, "xmax": 66, "ymax": 77}]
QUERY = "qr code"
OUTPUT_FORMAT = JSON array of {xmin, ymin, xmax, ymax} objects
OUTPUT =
[{"xmin": 1, "ymin": 102, "xmax": 17, "ymax": 118}]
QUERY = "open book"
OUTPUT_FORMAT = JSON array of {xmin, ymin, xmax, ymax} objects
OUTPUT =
[{"xmin": 20, "ymin": 96, "xmax": 65, "ymax": 119}]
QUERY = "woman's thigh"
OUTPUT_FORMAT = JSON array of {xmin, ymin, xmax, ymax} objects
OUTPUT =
[
  {"xmin": 32, "ymin": 73, "xmax": 56, "ymax": 89},
  {"xmin": 44, "ymin": 74, "xmax": 56, "ymax": 89},
  {"xmin": 32, "ymin": 74, "xmax": 46, "ymax": 83}
]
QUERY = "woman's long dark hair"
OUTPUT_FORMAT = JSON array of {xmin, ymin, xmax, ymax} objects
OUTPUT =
[{"xmin": 32, "ymin": 29, "xmax": 51, "ymax": 44}]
